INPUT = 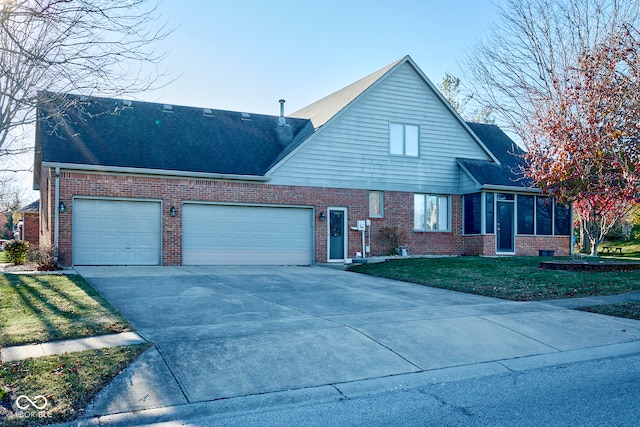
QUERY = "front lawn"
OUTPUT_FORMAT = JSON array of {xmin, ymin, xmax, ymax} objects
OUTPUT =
[
  {"xmin": 0, "ymin": 274, "xmax": 131, "ymax": 347},
  {"xmin": 0, "ymin": 344, "xmax": 149, "ymax": 426},
  {"xmin": 348, "ymin": 257, "xmax": 640, "ymax": 301},
  {"xmin": 0, "ymin": 273, "xmax": 146, "ymax": 426}
]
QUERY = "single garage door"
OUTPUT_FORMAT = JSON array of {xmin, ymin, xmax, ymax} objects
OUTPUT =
[
  {"xmin": 73, "ymin": 199, "xmax": 162, "ymax": 265},
  {"xmin": 182, "ymin": 204, "xmax": 313, "ymax": 265}
]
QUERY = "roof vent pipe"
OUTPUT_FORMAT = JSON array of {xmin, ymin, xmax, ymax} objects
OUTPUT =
[{"xmin": 278, "ymin": 99, "xmax": 286, "ymax": 125}]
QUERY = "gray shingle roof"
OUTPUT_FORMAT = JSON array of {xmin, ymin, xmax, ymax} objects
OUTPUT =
[
  {"xmin": 18, "ymin": 200, "xmax": 39, "ymax": 213},
  {"xmin": 37, "ymin": 93, "xmax": 314, "ymax": 176},
  {"xmin": 36, "ymin": 73, "xmax": 530, "ymax": 193},
  {"xmin": 290, "ymin": 57, "xmax": 404, "ymax": 128},
  {"xmin": 458, "ymin": 123, "xmax": 532, "ymax": 189}
]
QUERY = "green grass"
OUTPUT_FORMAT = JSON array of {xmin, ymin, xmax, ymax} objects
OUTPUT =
[
  {"xmin": 0, "ymin": 274, "xmax": 131, "ymax": 347},
  {"xmin": 576, "ymin": 301, "xmax": 640, "ymax": 320},
  {"xmin": 348, "ymin": 256, "xmax": 640, "ymax": 301},
  {"xmin": 0, "ymin": 273, "xmax": 147, "ymax": 425},
  {"xmin": 600, "ymin": 240, "xmax": 640, "ymax": 258},
  {"xmin": 0, "ymin": 343, "xmax": 150, "ymax": 426}
]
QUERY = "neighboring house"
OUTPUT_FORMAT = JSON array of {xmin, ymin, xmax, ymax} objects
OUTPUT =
[
  {"xmin": 34, "ymin": 55, "xmax": 571, "ymax": 267},
  {"xmin": 13, "ymin": 200, "xmax": 40, "ymax": 246}
]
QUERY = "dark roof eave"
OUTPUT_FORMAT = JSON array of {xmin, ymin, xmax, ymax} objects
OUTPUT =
[{"xmin": 481, "ymin": 184, "xmax": 541, "ymax": 194}]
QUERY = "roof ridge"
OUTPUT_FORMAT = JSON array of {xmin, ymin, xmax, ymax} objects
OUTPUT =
[
  {"xmin": 39, "ymin": 91, "xmax": 296, "ymax": 121},
  {"xmin": 289, "ymin": 56, "xmax": 408, "ymax": 128}
]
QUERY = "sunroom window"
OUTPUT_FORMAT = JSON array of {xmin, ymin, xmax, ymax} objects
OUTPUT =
[
  {"xmin": 463, "ymin": 193, "xmax": 482, "ymax": 234},
  {"xmin": 517, "ymin": 195, "xmax": 535, "ymax": 235},
  {"xmin": 536, "ymin": 197, "xmax": 553, "ymax": 235}
]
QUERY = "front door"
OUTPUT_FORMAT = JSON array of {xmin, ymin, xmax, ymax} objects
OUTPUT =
[
  {"xmin": 328, "ymin": 208, "xmax": 347, "ymax": 261},
  {"xmin": 496, "ymin": 201, "xmax": 515, "ymax": 253}
]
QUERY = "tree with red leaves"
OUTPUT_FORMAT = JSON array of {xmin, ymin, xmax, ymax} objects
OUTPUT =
[{"xmin": 526, "ymin": 27, "xmax": 640, "ymax": 256}]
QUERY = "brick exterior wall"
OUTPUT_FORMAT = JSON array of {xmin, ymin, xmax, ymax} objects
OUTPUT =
[
  {"xmin": 40, "ymin": 168, "xmax": 571, "ymax": 266},
  {"xmin": 461, "ymin": 235, "xmax": 494, "ymax": 256},
  {"xmin": 461, "ymin": 234, "xmax": 570, "ymax": 257},
  {"xmin": 22, "ymin": 214, "xmax": 40, "ymax": 247},
  {"xmin": 515, "ymin": 235, "xmax": 571, "ymax": 256}
]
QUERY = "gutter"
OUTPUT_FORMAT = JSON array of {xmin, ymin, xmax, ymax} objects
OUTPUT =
[
  {"xmin": 482, "ymin": 184, "xmax": 541, "ymax": 194},
  {"xmin": 54, "ymin": 167, "xmax": 60, "ymax": 258},
  {"xmin": 42, "ymin": 162, "xmax": 271, "ymax": 182}
]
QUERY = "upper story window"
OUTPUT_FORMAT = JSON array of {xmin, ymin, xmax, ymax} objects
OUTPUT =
[{"xmin": 389, "ymin": 123, "xmax": 419, "ymax": 157}]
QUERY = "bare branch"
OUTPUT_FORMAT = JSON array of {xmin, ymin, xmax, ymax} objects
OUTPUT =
[
  {"xmin": 463, "ymin": 0, "xmax": 640, "ymax": 140},
  {"xmin": 0, "ymin": 0, "xmax": 173, "ymax": 157}
]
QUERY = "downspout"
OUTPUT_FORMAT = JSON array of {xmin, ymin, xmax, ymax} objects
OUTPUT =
[{"xmin": 54, "ymin": 167, "xmax": 60, "ymax": 259}]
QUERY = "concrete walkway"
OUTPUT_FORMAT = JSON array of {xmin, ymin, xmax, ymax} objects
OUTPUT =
[{"xmin": 0, "ymin": 332, "xmax": 146, "ymax": 362}]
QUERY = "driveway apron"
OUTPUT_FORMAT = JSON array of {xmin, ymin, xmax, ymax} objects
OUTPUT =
[{"xmin": 76, "ymin": 265, "xmax": 640, "ymax": 414}]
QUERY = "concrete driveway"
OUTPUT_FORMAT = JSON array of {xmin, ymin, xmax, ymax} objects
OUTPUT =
[{"xmin": 75, "ymin": 265, "xmax": 640, "ymax": 419}]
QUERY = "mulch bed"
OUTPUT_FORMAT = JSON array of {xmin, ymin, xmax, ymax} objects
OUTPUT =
[{"xmin": 1, "ymin": 262, "xmax": 40, "ymax": 273}]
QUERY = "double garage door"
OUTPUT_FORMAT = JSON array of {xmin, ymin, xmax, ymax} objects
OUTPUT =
[
  {"xmin": 182, "ymin": 204, "xmax": 313, "ymax": 265},
  {"xmin": 73, "ymin": 199, "xmax": 312, "ymax": 266}
]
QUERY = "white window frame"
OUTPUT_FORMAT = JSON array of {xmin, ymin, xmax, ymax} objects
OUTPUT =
[
  {"xmin": 414, "ymin": 194, "xmax": 450, "ymax": 232},
  {"xmin": 389, "ymin": 123, "xmax": 419, "ymax": 157}
]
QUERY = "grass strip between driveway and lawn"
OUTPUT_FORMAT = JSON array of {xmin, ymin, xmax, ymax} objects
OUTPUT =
[
  {"xmin": 576, "ymin": 302, "xmax": 640, "ymax": 320},
  {"xmin": 0, "ymin": 273, "xmax": 148, "ymax": 426},
  {"xmin": 348, "ymin": 256, "xmax": 640, "ymax": 302}
]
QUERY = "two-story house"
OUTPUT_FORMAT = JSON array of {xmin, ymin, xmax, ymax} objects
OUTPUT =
[{"xmin": 34, "ymin": 55, "xmax": 571, "ymax": 266}]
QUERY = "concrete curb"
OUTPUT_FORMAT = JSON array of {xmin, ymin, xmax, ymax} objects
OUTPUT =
[
  {"xmin": 0, "ymin": 263, "xmax": 79, "ymax": 275},
  {"xmin": 51, "ymin": 341, "xmax": 640, "ymax": 427}
]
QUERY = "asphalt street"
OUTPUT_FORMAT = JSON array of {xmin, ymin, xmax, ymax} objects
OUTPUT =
[{"xmin": 191, "ymin": 353, "xmax": 640, "ymax": 426}]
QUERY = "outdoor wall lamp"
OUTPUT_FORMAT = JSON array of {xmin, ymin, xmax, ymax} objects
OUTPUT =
[
  {"xmin": 169, "ymin": 206, "xmax": 177, "ymax": 217},
  {"xmin": 318, "ymin": 211, "xmax": 325, "ymax": 221},
  {"xmin": 58, "ymin": 201, "xmax": 66, "ymax": 213}
]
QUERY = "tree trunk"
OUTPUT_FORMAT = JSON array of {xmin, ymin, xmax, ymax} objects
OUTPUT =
[
  {"xmin": 581, "ymin": 224, "xmax": 590, "ymax": 254},
  {"xmin": 590, "ymin": 236, "xmax": 605, "ymax": 257}
]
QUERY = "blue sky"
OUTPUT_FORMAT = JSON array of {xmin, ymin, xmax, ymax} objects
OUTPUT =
[
  {"xmin": 12, "ymin": 0, "xmax": 504, "ymax": 199},
  {"xmin": 142, "ymin": 0, "xmax": 503, "ymax": 115}
]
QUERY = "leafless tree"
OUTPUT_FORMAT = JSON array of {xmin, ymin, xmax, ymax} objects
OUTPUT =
[
  {"xmin": 438, "ymin": 73, "xmax": 495, "ymax": 124},
  {"xmin": 0, "ymin": 0, "xmax": 171, "ymax": 161},
  {"xmin": 463, "ymin": 0, "xmax": 640, "ymax": 141}
]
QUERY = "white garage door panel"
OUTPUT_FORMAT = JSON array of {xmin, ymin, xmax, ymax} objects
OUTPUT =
[
  {"xmin": 73, "ymin": 199, "xmax": 161, "ymax": 265},
  {"xmin": 183, "ymin": 204, "xmax": 312, "ymax": 265}
]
